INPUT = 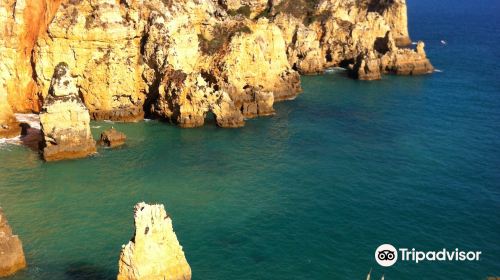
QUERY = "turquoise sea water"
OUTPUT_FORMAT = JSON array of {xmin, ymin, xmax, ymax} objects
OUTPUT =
[{"xmin": 1, "ymin": 0, "xmax": 499, "ymax": 279}]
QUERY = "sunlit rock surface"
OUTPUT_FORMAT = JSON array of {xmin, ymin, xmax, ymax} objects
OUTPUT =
[
  {"xmin": 39, "ymin": 63, "xmax": 96, "ymax": 161},
  {"xmin": 117, "ymin": 202, "xmax": 191, "ymax": 280},
  {"xmin": 0, "ymin": 208, "xmax": 26, "ymax": 277}
]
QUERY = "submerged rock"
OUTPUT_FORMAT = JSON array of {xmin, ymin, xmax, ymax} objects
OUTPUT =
[
  {"xmin": 98, "ymin": 128, "xmax": 126, "ymax": 148},
  {"xmin": 0, "ymin": 208, "xmax": 26, "ymax": 277},
  {"xmin": 117, "ymin": 202, "xmax": 191, "ymax": 280},
  {"xmin": 39, "ymin": 62, "xmax": 96, "ymax": 161}
]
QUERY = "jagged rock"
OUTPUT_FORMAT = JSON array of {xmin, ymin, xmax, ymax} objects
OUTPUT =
[
  {"xmin": 39, "ymin": 62, "xmax": 96, "ymax": 161},
  {"xmin": 351, "ymin": 39, "xmax": 433, "ymax": 79},
  {"xmin": 117, "ymin": 202, "xmax": 191, "ymax": 280},
  {"xmin": 98, "ymin": 128, "xmax": 126, "ymax": 148},
  {"xmin": 239, "ymin": 86, "xmax": 275, "ymax": 118},
  {"xmin": 0, "ymin": 208, "xmax": 26, "ymax": 277},
  {"xmin": 351, "ymin": 51, "xmax": 382, "ymax": 81},
  {"xmin": 381, "ymin": 41, "xmax": 434, "ymax": 75},
  {"xmin": 152, "ymin": 71, "xmax": 245, "ymax": 128}
]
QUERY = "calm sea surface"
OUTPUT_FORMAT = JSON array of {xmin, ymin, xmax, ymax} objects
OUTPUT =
[{"xmin": 1, "ymin": 0, "xmax": 499, "ymax": 279}]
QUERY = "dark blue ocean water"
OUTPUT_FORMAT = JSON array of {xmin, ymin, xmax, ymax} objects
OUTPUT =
[{"xmin": 0, "ymin": 1, "xmax": 499, "ymax": 279}]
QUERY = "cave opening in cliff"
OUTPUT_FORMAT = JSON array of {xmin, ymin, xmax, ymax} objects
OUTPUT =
[{"xmin": 205, "ymin": 111, "xmax": 216, "ymax": 126}]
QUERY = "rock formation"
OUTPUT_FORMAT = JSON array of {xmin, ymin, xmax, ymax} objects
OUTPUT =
[
  {"xmin": 351, "ymin": 40, "xmax": 434, "ymax": 80},
  {"xmin": 39, "ymin": 62, "xmax": 96, "ymax": 161},
  {"xmin": 98, "ymin": 128, "xmax": 126, "ymax": 148},
  {"xmin": 0, "ymin": 208, "xmax": 27, "ymax": 277},
  {"xmin": 117, "ymin": 202, "xmax": 191, "ymax": 280},
  {"xmin": 1, "ymin": 0, "xmax": 433, "ymax": 127}
]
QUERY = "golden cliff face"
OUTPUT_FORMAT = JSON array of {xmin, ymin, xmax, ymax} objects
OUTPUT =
[
  {"xmin": 0, "ymin": 0, "xmax": 433, "ymax": 130},
  {"xmin": 0, "ymin": 0, "xmax": 61, "ymax": 112},
  {"xmin": 35, "ymin": 0, "xmax": 146, "ymax": 121}
]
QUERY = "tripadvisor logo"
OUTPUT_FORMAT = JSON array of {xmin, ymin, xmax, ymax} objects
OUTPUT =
[{"xmin": 375, "ymin": 244, "xmax": 482, "ymax": 267}]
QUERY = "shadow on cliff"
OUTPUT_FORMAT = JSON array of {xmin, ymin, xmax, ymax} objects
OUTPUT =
[{"xmin": 65, "ymin": 262, "xmax": 114, "ymax": 280}]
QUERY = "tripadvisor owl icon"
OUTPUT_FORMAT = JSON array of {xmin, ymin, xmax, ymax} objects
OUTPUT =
[{"xmin": 375, "ymin": 244, "xmax": 398, "ymax": 267}]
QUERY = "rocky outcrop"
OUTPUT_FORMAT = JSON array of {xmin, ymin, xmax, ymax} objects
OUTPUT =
[
  {"xmin": 98, "ymin": 128, "xmax": 126, "ymax": 148},
  {"xmin": 1, "ymin": 0, "xmax": 432, "ymax": 127},
  {"xmin": 39, "ymin": 63, "xmax": 96, "ymax": 161},
  {"xmin": 152, "ymin": 71, "xmax": 245, "ymax": 128},
  {"xmin": 381, "ymin": 41, "xmax": 434, "ymax": 75},
  {"xmin": 351, "ymin": 51, "xmax": 383, "ymax": 81},
  {"xmin": 0, "ymin": 208, "xmax": 26, "ymax": 277},
  {"xmin": 351, "ymin": 40, "xmax": 433, "ymax": 80},
  {"xmin": 269, "ymin": 0, "xmax": 433, "ymax": 76},
  {"xmin": 117, "ymin": 202, "xmax": 191, "ymax": 280}
]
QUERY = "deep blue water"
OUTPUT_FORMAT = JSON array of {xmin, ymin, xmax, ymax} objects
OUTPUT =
[{"xmin": 0, "ymin": 1, "xmax": 499, "ymax": 279}]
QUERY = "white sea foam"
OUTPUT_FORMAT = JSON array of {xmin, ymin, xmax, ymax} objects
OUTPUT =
[
  {"xmin": 434, "ymin": 69, "xmax": 443, "ymax": 73},
  {"xmin": 0, "ymin": 113, "xmax": 42, "ymax": 147},
  {"xmin": 412, "ymin": 42, "xmax": 418, "ymax": 45},
  {"xmin": 0, "ymin": 135, "xmax": 21, "ymax": 146},
  {"xmin": 324, "ymin": 67, "xmax": 346, "ymax": 74}
]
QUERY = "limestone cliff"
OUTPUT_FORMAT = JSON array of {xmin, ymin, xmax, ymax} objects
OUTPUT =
[
  {"xmin": 0, "ymin": 0, "xmax": 62, "ymax": 112},
  {"xmin": 0, "ymin": 208, "xmax": 26, "ymax": 277},
  {"xmin": 117, "ymin": 202, "xmax": 191, "ymax": 280},
  {"xmin": 1, "ymin": 0, "xmax": 433, "ymax": 127},
  {"xmin": 39, "ymin": 63, "xmax": 96, "ymax": 161},
  {"xmin": 35, "ymin": 0, "xmax": 145, "ymax": 121}
]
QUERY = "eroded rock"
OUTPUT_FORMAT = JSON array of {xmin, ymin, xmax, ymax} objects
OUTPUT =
[
  {"xmin": 0, "ymin": 208, "xmax": 26, "ymax": 277},
  {"xmin": 117, "ymin": 202, "xmax": 191, "ymax": 280},
  {"xmin": 39, "ymin": 63, "xmax": 96, "ymax": 161},
  {"xmin": 351, "ymin": 51, "xmax": 382, "ymax": 81}
]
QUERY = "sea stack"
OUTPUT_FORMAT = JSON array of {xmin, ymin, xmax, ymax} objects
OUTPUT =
[
  {"xmin": 39, "ymin": 62, "xmax": 96, "ymax": 161},
  {"xmin": 117, "ymin": 202, "xmax": 191, "ymax": 280},
  {"xmin": 0, "ymin": 208, "xmax": 26, "ymax": 277}
]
